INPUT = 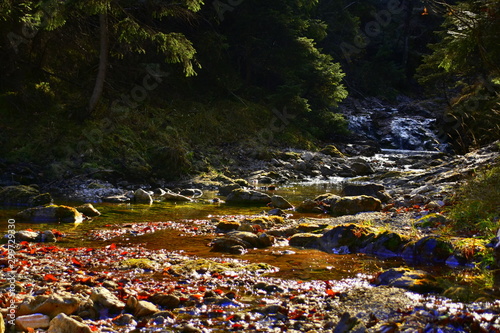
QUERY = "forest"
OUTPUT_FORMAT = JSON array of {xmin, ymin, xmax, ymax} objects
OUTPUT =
[{"xmin": 0, "ymin": 0, "xmax": 498, "ymax": 181}]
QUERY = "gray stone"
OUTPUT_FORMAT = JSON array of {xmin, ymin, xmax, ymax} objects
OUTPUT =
[
  {"xmin": 289, "ymin": 233, "xmax": 322, "ymax": 248},
  {"xmin": 90, "ymin": 287, "xmax": 125, "ymax": 314},
  {"xmin": 76, "ymin": 203, "xmax": 101, "ymax": 217},
  {"xmin": 15, "ymin": 314, "xmax": 50, "ymax": 331},
  {"xmin": 225, "ymin": 189, "xmax": 271, "ymax": 205},
  {"xmin": 134, "ymin": 188, "xmax": 153, "ymax": 204},
  {"xmin": 270, "ymin": 195, "xmax": 293, "ymax": 209}
]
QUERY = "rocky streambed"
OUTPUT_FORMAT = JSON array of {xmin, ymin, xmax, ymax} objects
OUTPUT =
[{"xmin": 1, "ymin": 142, "xmax": 499, "ymax": 332}]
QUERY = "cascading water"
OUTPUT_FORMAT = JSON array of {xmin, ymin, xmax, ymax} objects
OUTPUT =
[{"xmin": 344, "ymin": 100, "xmax": 448, "ymax": 152}]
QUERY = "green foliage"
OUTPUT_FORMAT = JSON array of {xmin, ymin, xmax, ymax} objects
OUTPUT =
[
  {"xmin": 447, "ymin": 164, "xmax": 500, "ymax": 238},
  {"xmin": 417, "ymin": 0, "xmax": 500, "ymax": 151}
]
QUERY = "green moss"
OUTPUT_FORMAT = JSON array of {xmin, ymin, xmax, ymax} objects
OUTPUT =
[
  {"xmin": 446, "ymin": 164, "xmax": 500, "ymax": 238},
  {"xmin": 118, "ymin": 258, "xmax": 158, "ymax": 270}
]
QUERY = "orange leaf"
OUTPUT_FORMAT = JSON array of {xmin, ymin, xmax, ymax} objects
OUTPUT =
[
  {"xmin": 44, "ymin": 274, "xmax": 58, "ymax": 282},
  {"xmin": 107, "ymin": 243, "xmax": 116, "ymax": 250},
  {"xmin": 71, "ymin": 257, "xmax": 83, "ymax": 267},
  {"xmin": 326, "ymin": 289, "xmax": 337, "ymax": 296}
]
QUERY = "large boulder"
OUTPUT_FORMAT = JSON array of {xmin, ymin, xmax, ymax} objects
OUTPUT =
[
  {"xmin": 134, "ymin": 189, "xmax": 153, "ymax": 204},
  {"xmin": 0, "ymin": 185, "xmax": 52, "ymax": 206},
  {"xmin": 318, "ymin": 224, "xmax": 375, "ymax": 254},
  {"xmin": 402, "ymin": 236, "xmax": 454, "ymax": 264},
  {"xmin": 225, "ymin": 188, "xmax": 272, "ymax": 205},
  {"xmin": 270, "ymin": 195, "xmax": 293, "ymax": 209},
  {"xmin": 16, "ymin": 205, "xmax": 83, "ymax": 223},
  {"xmin": 330, "ymin": 195, "xmax": 382, "ymax": 216},
  {"xmin": 17, "ymin": 293, "xmax": 82, "ymax": 318}
]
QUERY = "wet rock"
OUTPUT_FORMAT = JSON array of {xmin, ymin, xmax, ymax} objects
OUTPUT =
[
  {"xmin": 13, "ymin": 230, "xmax": 57, "ymax": 242},
  {"xmin": 17, "ymin": 293, "xmax": 82, "ymax": 318},
  {"xmin": 289, "ymin": 233, "xmax": 322, "ymax": 248},
  {"xmin": 179, "ymin": 188, "xmax": 203, "ymax": 197},
  {"xmin": 225, "ymin": 188, "xmax": 271, "ymax": 205},
  {"xmin": 102, "ymin": 194, "xmax": 130, "ymax": 203},
  {"xmin": 126, "ymin": 296, "xmax": 159, "ymax": 317},
  {"xmin": 402, "ymin": 236, "xmax": 454, "ymax": 264},
  {"xmin": 330, "ymin": 195, "xmax": 382, "ymax": 216},
  {"xmin": 374, "ymin": 268, "xmax": 443, "ymax": 293},
  {"xmin": 134, "ymin": 188, "xmax": 153, "ymax": 204},
  {"xmin": 47, "ymin": 313, "xmax": 92, "ymax": 333},
  {"xmin": 296, "ymin": 199, "xmax": 326, "ymax": 213},
  {"xmin": 360, "ymin": 231, "xmax": 408, "ymax": 258},
  {"xmin": 160, "ymin": 191, "xmax": 192, "ymax": 202},
  {"xmin": 15, "ymin": 314, "xmax": 51, "ymax": 331},
  {"xmin": 350, "ymin": 159, "xmax": 375, "ymax": 176},
  {"xmin": 270, "ymin": 195, "xmax": 293, "ymax": 209},
  {"xmin": 267, "ymin": 208, "xmax": 286, "ymax": 216},
  {"xmin": 90, "ymin": 287, "xmax": 125, "ymax": 314},
  {"xmin": 16, "ymin": 205, "xmax": 83, "ymax": 223},
  {"xmin": 76, "ymin": 203, "xmax": 101, "ymax": 217},
  {"xmin": 319, "ymin": 224, "xmax": 375, "ymax": 254},
  {"xmin": 0, "ymin": 185, "xmax": 52, "ymax": 206},
  {"xmin": 218, "ymin": 184, "xmax": 241, "ymax": 196},
  {"xmin": 148, "ymin": 294, "xmax": 181, "ymax": 309}
]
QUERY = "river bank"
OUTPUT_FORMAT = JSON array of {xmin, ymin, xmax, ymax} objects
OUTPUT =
[{"xmin": 0, "ymin": 141, "xmax": 499, "ymax": 332}]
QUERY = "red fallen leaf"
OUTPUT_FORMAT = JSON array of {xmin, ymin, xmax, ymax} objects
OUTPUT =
[
  {"xmin": 120, "ymin": 251, "xmax": 128, "ymax": 255},
  {"xmin": 89, "ymin": 325, "xmax": 99, "ymax": 332},
  {"xmin": 85, "ymin": 248, "xmax": 94, "ymax": 252},
  {"xmin": 213, "ymin": 289, "xmax": 224, "ymax": 295},
  {"xmin": 25, "ymin": 228, "xmax": 33, "ymax": 232},
  {"xmin": 107, "ymin": 243, "xmax": 116, "ymax": 250},
  {"xmin": 71, "ymin": 258, "xmax": 83, "ymax": 267},
  {"xmin": 232, "ymin": 323, "xmax": 244, "ymax": 329},
  {"xmin": 226, "ymin": 315, "xmax": 235, "ymax": 321},
  {"xmin": 413, "ymin": 205, "xmax": 420, "ymax": 209},
  {"xmin": 326, "ymin": 289, "xmax": 338, "ymax": 296},
  {"xmin": 44, "ymin": 274, "xmax": 58, "ymax": 282},
  {"xmin": 191, "ymin": 294, "xmax": 204, "ymax": 300}
]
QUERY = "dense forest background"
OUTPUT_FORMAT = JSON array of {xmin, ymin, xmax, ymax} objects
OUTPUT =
[{"xmin": 0, "ymin": 0, "xmax": 498, "ymax": 182}]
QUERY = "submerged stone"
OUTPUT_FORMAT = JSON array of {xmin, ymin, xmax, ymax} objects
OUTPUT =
[{"xmin": 375, "ymin": 268, "xmax": 443, "ymax": 293}]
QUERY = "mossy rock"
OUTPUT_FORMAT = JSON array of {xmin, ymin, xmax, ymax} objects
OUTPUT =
[
  {"xmin": 289, "ymin": 233, "xmax": 322, "ymax": 248},
  {"xmin": 319, "ymin": 224, "xmax": 376, "ymax": 253},
  {"xmin": 375, "ymin": 268, "xmax": 443, "ymax": 293},
  {"xmin": 360, "ymin": 231, "xmax": 409, "ymax": 258},
  {"xmin": 0, "ymin": 185, "xmax": 52, "ymax": 206},
  {"xmin": 216, "ymin": 220, "xmax": 241, "ymax": 232},
  {"xmin": 16, "ymin": 205, "xmax": 83, "ymax": 223},
  {"xmin": 225, "ymin": 188, "xmax": 272, "ymax": 205},
  {"xmin": 414, "ymin": 213, "xmax": 447, "ymax": 228},
  {"xmin": 118, "ymin": 259, "xmax": 158, "ymax": 270},
  {"xmin": 402, "ymin": 236, "xmax": 454, "ymax": 264},
  {"xmin": 320, "ymin": 145, "xmax": 345, "ymax": 158},
  {"xmin": 169, "ymin": 258, "xmax": 276, "ymax": 276}
]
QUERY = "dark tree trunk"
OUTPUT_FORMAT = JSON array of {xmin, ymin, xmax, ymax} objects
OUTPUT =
[{"xmin": 87, "ymin": 12, "xmax": 109, "ymax": 117}]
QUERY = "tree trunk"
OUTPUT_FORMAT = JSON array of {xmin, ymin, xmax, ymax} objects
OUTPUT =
[{"xmin": 87, "ymin": 12, "xmax": 109, "ymax": 117}]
